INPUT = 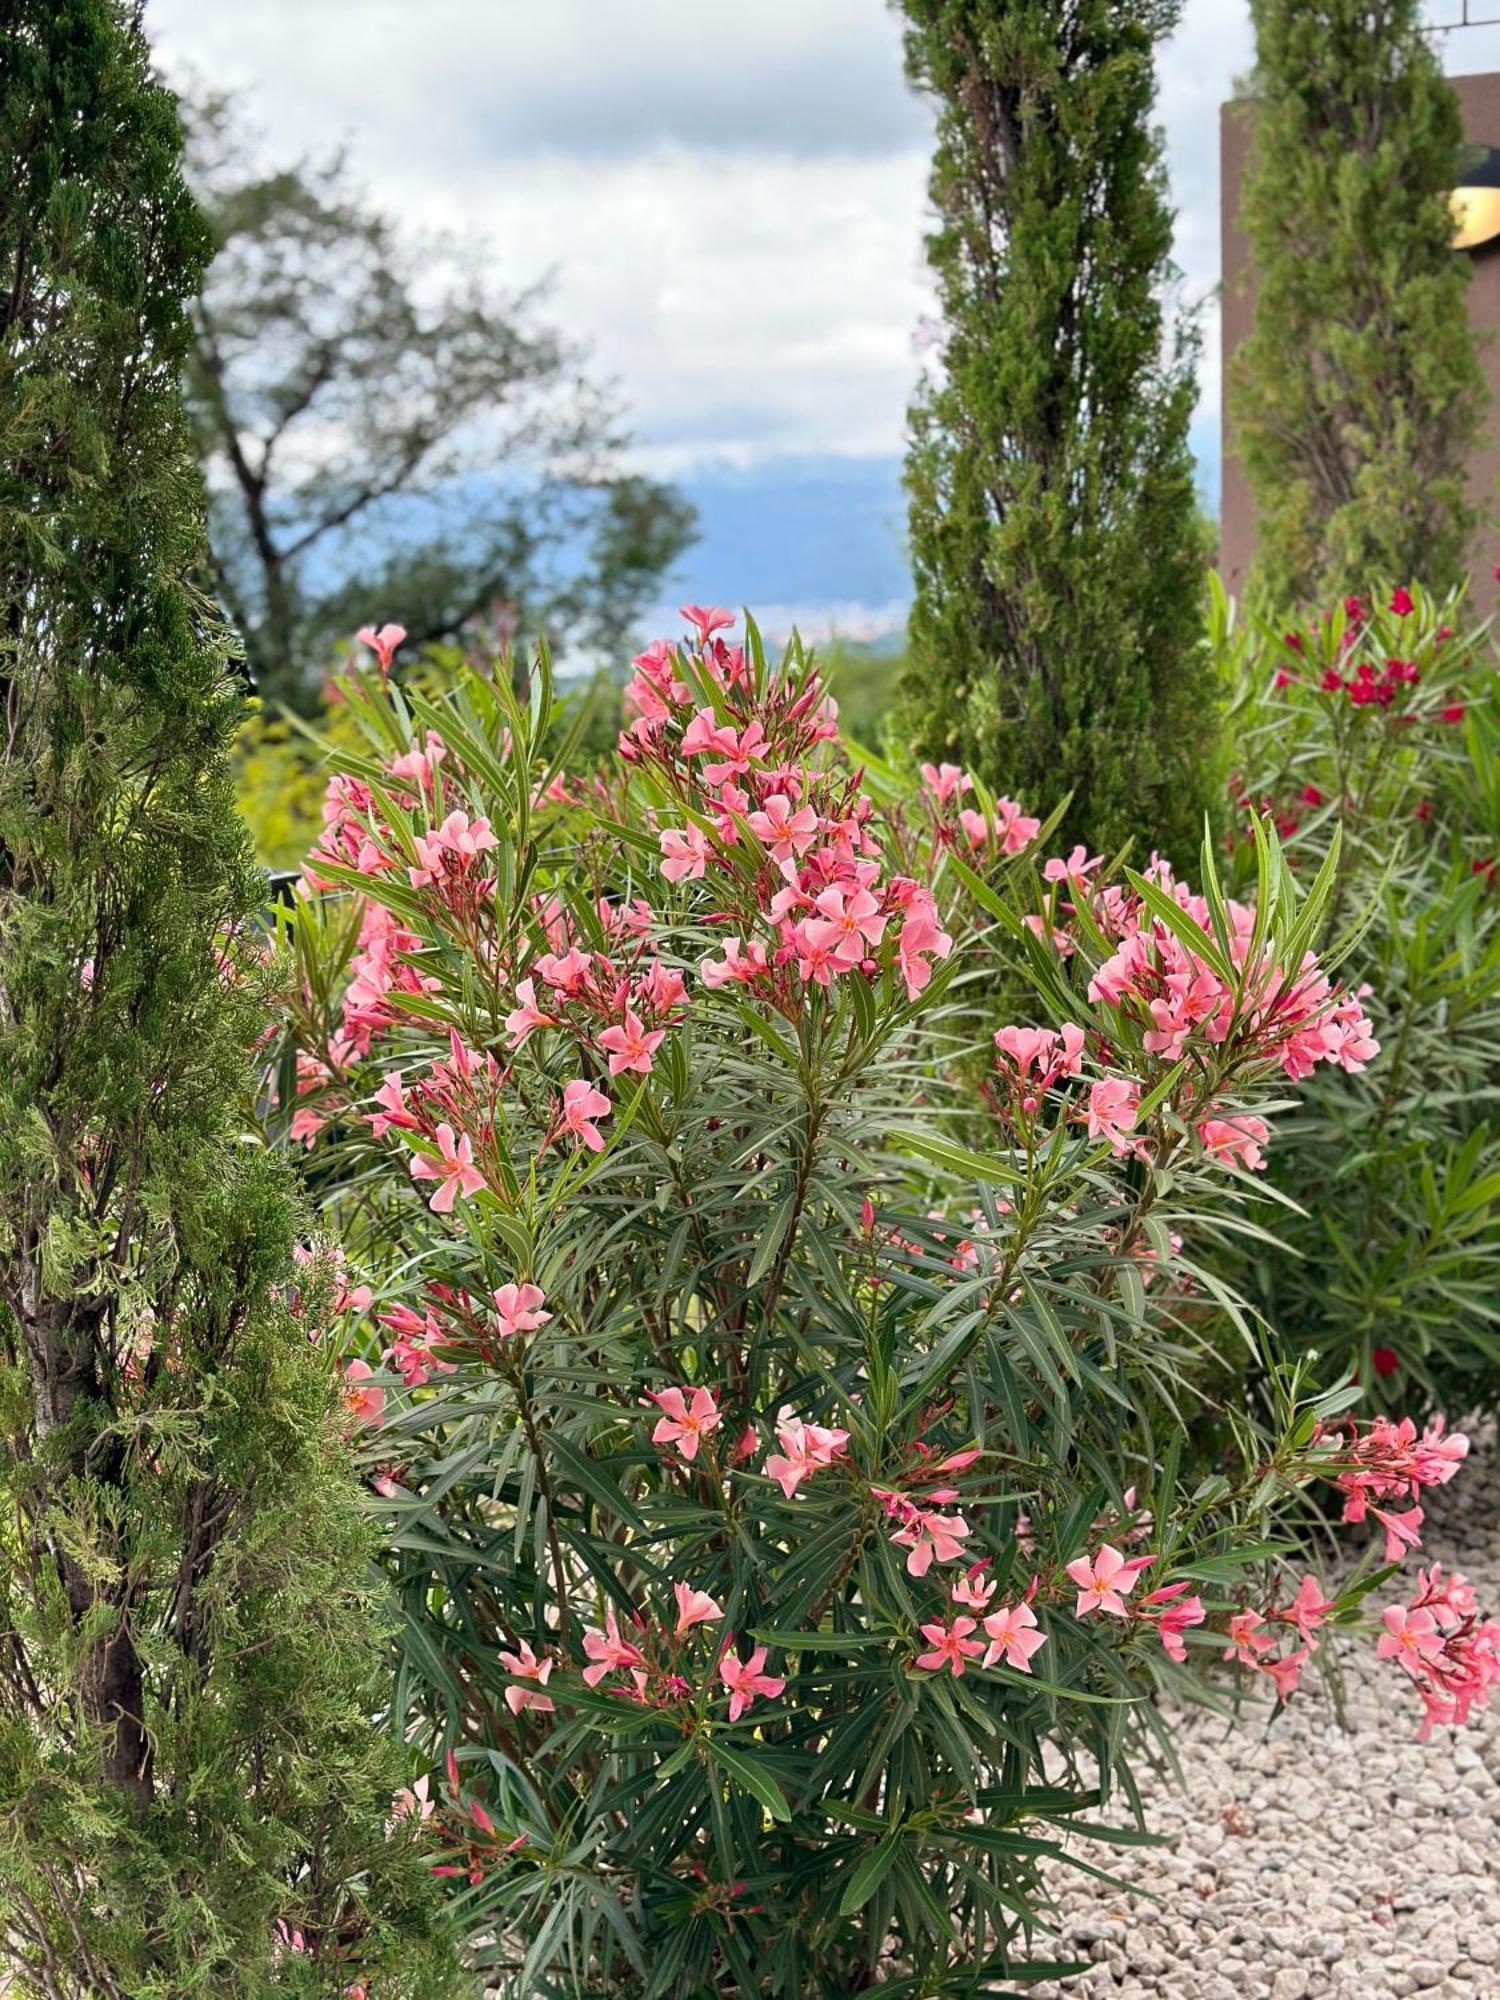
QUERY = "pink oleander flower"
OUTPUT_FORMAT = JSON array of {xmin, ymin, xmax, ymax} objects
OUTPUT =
[
  {"xmin": 895, "ymin": 885, "xmax": 953, "ymax": 1001},
  {"xmin": 890, "ymin": 1506, "xmax": 971, "ymax": 1577},
  {"xmin": 981, "ymin": 1601, "xmax": 1047, "ymax": 1673},
  {"xmin": 994, "ymin": 796, "xmax": 1041, "ymax": 853},
  {"xmin": 747, "ymin": 792, "xmax": 820, "ymax": 866},
  {"xmin": 536, "ymin": 946, "xmax": 594, "ymax": 995},
  {"xmin": 382, "ymin": 1303, "xmax": 454, "ymax": 1387},
  {"xmin": 388, "ymin": 729, "xmax": 447, "ymax": 788},
  {"xmin": 673, "ymin": 1581, "xmax": 724, "ymax": 1636},
  {"xmin": 920, "ymin": 761, "xmax": 972, "ymax": 806},
  {"xmin": 1043, "ymin": 843, "xmax": 1104, "ymax": 889},
  {"xmin": 659, "ymin": 824, "xmax": 709, "ymax": 883},
  {"xmin": 558, "ymin": 1078, "xmax": 612, "ymax": 1152},
  {"xmin": 1283, "ymin": 1575, "xmax": 1335, "ymax": 1645},
  {"xmin": 649, "ymin": 1384, "xmax": 722, "ymax": 1462},
  {"xmin": 682, "ymin": 603, "xmax": 734, "ymax": 643},
  {"xmin": 493, "ymin": 1282, "xmax": 551, "ymax": 1339},
  {"xmin": 1223, "ymin": 1608, "xmax": 1276, "ymax": 1666},
  {"xmin": 1329, "ymin": 1415, "xmax": 1468, "ymax": 1541},
  {"xmin": 1261, "ymin": 1647, "xmax": 1310, "ymax": 1703},
  {"xmin": 289, "ymin": 1106, "xmax": 326, "ymax": 1149},
  {"xmin": 505, "ymin": 976, "xmax": 558, "ymax": 1045},
  {"xmin": 1086, "ymin": 1076, "xmax": 1140, "ymax": 1154},
  {"xmin": 498, "ymin": 1639, "xmax": 555, "ymax": 1715},
  {"xmin": 1374, "ymin": 1503, "xmax": 1426, "ymax": 1563},
  {"xmin": 1377, "ymin": 1566, "xmax": 1500, "ymax": 1737},
  {"xmin": 342, "ymin": 1358, "xmax": 385, "ymax": 1425},
  {"xmin": 700, "ymin": 934, "xmax": 770, "ymax": 989},
  {"xmin": 635, "ymin": 958, "xmax": 686, "ymax": 1013},
  {"xmin": 582, "ymin": 1603, "xmax": 647, "ymax": 1687},
  {"xmin": 1416, "ymin": 1563, "xmax": 1478, "ymax": 1632},
  {"xmin": 762, "ymin": 1415, "xmax": 851, "ymax": 1498},
  {"xmin": 719, "ymin": 1641, "xmax": 786, "ymax": 1721},
  {"xmin": 410, "ymin": 1121, "xmax": 487, "ymax": 1212},
  {"xmin": 915, "ymin": 1616, "xmax": 984, "ymax": 1677},
  {"xmin": 370, "ymin": 1070, "xmax": 418, "ymax": 1138},
  {"xmin": 356, "ymin": 622, "xmax": 406, "ymax": 676},
  {"xmin": 409, "ymin": 810, "xmax": 499, "ymax": 887},
  {"xmin": 808, "ymin": 882, "xmax": 886, "ymax": 963},
  {"xmin": 1377, "ymin": 1602, "xmax": 1445, "ymax": 1668},
  {"xmin": 598, "ymin": 1005, "xmax": 667, "ymax": 1077},
  {"xmin": 993, "ymin": 1022, "xmax": 1086, "ymax": 1116},
  {"xmin": 951, "ymin": 1564, "xmax": 996, "ymax": 1612},
  {"xmin": 1066, "ymin": 1543, "xmax": 1151, "ymax": 1618},
  {"xmin": 1197, "ymin": 1114, "xmax": 1270, "ymax": 1173},
  {"xmin": 1138, "ymin": 1582, "xmax": 1206, "ymax": 1663}
]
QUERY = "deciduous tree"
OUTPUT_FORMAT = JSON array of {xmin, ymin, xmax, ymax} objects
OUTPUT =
[{"xmin": 183, "ymin": 94, "xmax": 694, "ymax": 706}]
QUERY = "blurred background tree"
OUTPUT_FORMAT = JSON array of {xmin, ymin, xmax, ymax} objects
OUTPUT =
[
  {"xmin": 1231, "ymin": 0, "xmax": 1486, "ymax": 607},
  {"xmin": 182, "ymin": 93, "xmax": 695, "ymax": 708},
  {"xmin": 895, "ymin": 0, "xmax": 1217, "ymax": 862}
]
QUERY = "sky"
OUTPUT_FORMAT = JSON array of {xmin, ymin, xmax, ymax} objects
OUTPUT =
[{"xmin": 146, "ymin": 0, "xmax": 1500, "ymax": 640}]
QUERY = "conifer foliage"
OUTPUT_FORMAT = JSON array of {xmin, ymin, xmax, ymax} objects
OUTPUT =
[
  {"xmin": 1231, "ymin": 0, "xmax": 1486, "ymax": 604},
  {"xmin": 897, "ymin": 0, "xmax": 1213, "ymax": 861},
  {"xmin": 0, "ymin": 5, "xmax": 456, "ymax": 1992}
]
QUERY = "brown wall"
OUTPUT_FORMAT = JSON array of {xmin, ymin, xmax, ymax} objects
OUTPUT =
[{"xmin": 1220, "ymin": 72, "xmax": 1500, "ymax": 597}]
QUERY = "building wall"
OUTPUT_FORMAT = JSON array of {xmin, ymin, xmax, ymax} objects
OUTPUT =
[{"xmin": 1219, "ymin": 72, "xmax": 1500, "ymax": 598}]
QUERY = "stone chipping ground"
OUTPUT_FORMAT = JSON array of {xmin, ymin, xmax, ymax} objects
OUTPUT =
[{"xmin": 1032, "ymin": 1431, "xmax": 1500, "ymax": 2000}]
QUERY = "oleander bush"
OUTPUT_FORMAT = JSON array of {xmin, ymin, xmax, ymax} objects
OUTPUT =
[
  {"xmin": 1211, "ymin": 580, "xmax": 1500, "ymax": 1414},
  {"xmin": 275, "ymin": 611, "xmax": 1496, "ymax": 1997}
]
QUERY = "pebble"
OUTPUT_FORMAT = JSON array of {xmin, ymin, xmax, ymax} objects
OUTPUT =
[{"xmin": 1030, "ymin": 1427, "xmax": 1500, "ymax": 1997}]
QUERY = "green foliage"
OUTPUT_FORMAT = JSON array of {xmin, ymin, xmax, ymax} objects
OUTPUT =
[
  {"xmin": 233, "ymin": 635, "xmax": 623, "ymax": 872},
  {"xmin": 181, "ymin": 94, "xmax": 695, "ymax": 708},
  {"xmin": 1231, "ymin": 0, "xmax": 1486, "ymax": 606},
  {"xmin": 819, "ymin": 637, "xmax": 907, "ymax": 759},
  {"xmin": 895, "ymin": 0, "xmax": 1216, "ymax": 861},
  {"xmin": 0, "ymin": 6, "xmax": 459, "ymax": 1991},
  {"xmin": 276, "ymin": 618, "xmax": 1387, "ymax": 1996},
  {"xmin": 1213, "ymin": 579, "xmax": 1500, "ymax": 1412}
]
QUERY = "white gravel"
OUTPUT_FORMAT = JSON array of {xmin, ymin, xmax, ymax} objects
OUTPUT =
[{"xmin": 1034, "ymin": 1433, "xmax": 1500, "ymax": 2000}]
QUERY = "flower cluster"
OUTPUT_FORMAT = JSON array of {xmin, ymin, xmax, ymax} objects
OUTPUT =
[
  {"xmin": 419, "ymin": 1750, "xmax": 530, "ymax": 1890},
  {"xmin": 1377, "ymin": 1565, "xmax": 1500, "ymax": 1739},
  {"xmin": 621, "ymin": 609, "xmax": 961, "ymax": 1008},
  {"xmin": 996, "ymin": 848, "xmax": 1379, "ymax": 1175},
  {"xmin": 503, "ymin": 904, "xmax": 689, "ymax": 1142},
  {"xmin": 1273, "ymin": 590, "xmax": 1467, "ymax": 716},
  {"xmin": 1205, "ymin": 1416, "xmax": 1482, "ymax": 1722},
  {"xmin": 918, "ymin": 760, "xmax": 1040, "ymax": 857},
  {"xmin": 1316, "ymin": 1414, "xmax": 1469, "ymax": 1561},
  {"xmin": 497, "ymin": 1584, "xmax": 787, "ymax": 1733}
]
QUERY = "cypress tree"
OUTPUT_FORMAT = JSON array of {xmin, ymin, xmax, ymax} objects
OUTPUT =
[
  {"xmin": 897, "ymin": 0, "xmax": 1213, "ymax": 861},
  {"xmin": 0, "ymin": 5, "xmax": 457, "ymax": 1991},
  {"xmin": 1232, "ymin": 0, "xmax": 1486, "ymax": 604}
]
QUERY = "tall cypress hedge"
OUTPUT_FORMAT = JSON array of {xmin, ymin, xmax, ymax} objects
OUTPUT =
[
  {"xmin": 897, "ymin": 0, "xmax": 1214, "ymax": 861},
  {"xmin": 1232, "ymin": 0, "xmax": 1486, "ymax": 604},
  {"xmin": 0, "ymin": 5, "xmax": 457, "ymax": 1992}
]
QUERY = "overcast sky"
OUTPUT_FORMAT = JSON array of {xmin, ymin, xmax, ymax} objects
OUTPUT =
[{"xmin": 145, "ymin": 0, "xmax": 1500, "ymax": 634}]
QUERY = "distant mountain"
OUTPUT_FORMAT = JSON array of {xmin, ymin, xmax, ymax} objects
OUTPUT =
[{"xmin": 649, "ymin": 452, "xmax": 911, "ymax": 641}]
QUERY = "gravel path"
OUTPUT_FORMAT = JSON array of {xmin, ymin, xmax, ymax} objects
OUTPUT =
[{"xmin": 1034, "ymin": 1433, "xmax": 1500, "ymax": 2000}]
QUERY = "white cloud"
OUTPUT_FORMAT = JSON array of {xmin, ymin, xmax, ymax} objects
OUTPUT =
[
  {"xmin": 148, "ymin": 1, "xmax": 936, "ymax": 474},
  {"xmin": 145, "ymin": 0, "xmax": 1500, "ymax": 533},
  {"xmin": 147, "ymin": 0, "xmax": 927, "ymax": 159}
]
